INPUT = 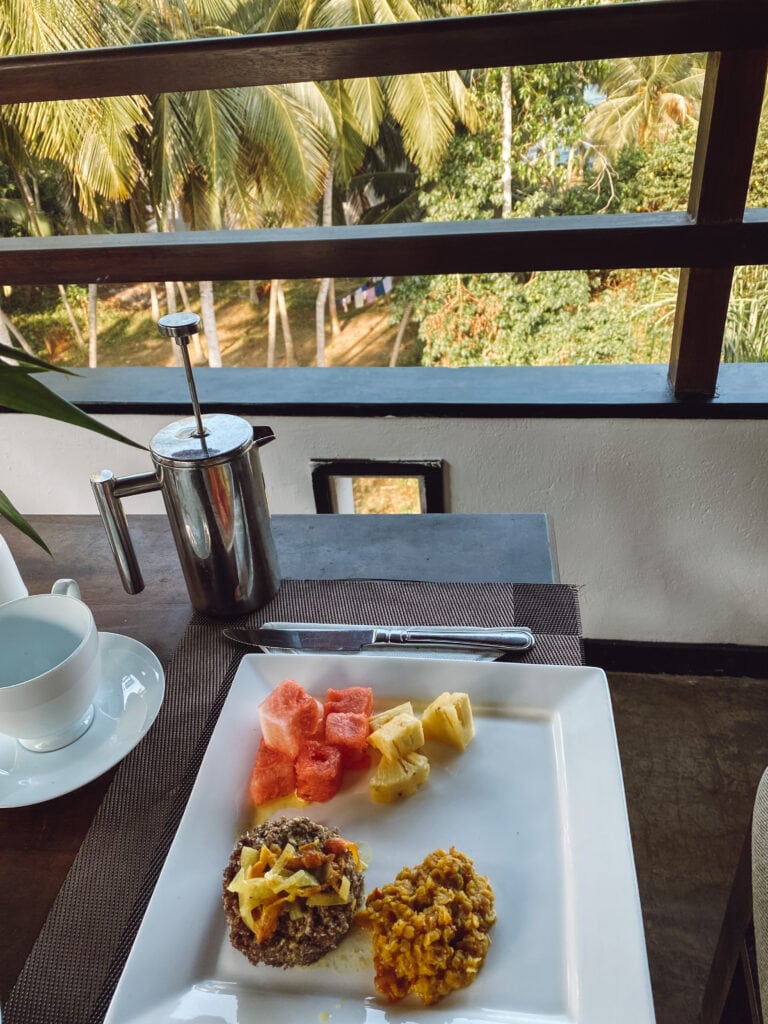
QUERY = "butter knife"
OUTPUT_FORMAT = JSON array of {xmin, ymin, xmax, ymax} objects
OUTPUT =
[{"xmin": 223, "ymin": 621, "xmax": 535, "ymax": 653}]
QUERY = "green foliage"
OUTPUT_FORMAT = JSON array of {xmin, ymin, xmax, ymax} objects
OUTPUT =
[
  {"xmin": 723, "ymin": 266, "xmax": 768, "ymax": 362},
  {"xmin": 396, "ymin": 48, "xmax": 766, "ymax": 369},
  {"xmin": 585, "ymin": 53, "xmax": 705, "ymax": 157},
  {"xmin": 0, "ymin": 0, "xmax": 766, "ymax": 377},
  {"xmin": 420, "ymin": 128, "xmax": 502, "ymax": 221},
  {"xmin": 617, "ymin": 125, "xmax": 696, "ymax": 214},
  {"xmin": 0, "ymin": 344, "xmax": 144, "ymax": 549},
  {"xmin": 2, "ymin": 284, "xmax": 61, "ymax": 316},
  {"xmin": 399, "ymin": 57, "xmax": 663, "ymax": 367},
  {"xmin": 412, "ymin": 270, "xmax": 666, "ymax": 367},
  {"xmin": 747, "ymin": 116, "xmax": 768, "ymax": 208}
]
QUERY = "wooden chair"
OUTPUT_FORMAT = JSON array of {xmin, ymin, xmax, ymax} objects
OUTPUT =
[{"xmin": 701, "ymin": 769, "xmax": 768, "ymax": 1024}]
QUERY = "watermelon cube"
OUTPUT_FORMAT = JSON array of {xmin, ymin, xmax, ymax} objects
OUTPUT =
[
  {"xmin": 259, "ymin": 678, "xmax": 322, "ymax": 759},
  {"xmin": 342, "ymin": 747, "xmax": 372, "ymax": 772},
  {"xmin": 324, "ymin": 686, "xmax": 373, "ymax": 717},
  {"xmin": 249, "ymin": 740, "xmax": 296, "ymax": 806},
  {"xmin": 295, "ymin": 741, "xmax": 343, "ymax": 803},
  {"xmin": 324, "ymin": 711, "xmax": 371, "ymax": 768}
]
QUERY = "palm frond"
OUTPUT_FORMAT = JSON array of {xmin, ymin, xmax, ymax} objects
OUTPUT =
[
  {"xmin": 149, "ymin": 92, "xmax": 196, "ymax": 212},
  {"xmin": 0, "ymin": 487, "xmax": 51, "ymax": 554},
  {"xmin": 345, "ymin": 76, "xmax": 386, "ymax": 146},
  {"xmin": 240, "ymin": 84, "xmax": 330, "ymax": 216},
  {"xmin": 587, "ymin": 53, "xmax": 705, "ymax": 155},
  {"xmin": 0, "ymin": 343, "xmax": 76, "ymax": 373},
  {"xmin": 310, "ymin": 0, "xmax": 376, "ymax": 29},
  {"xmin": 384, "ymin": 72, "xmax": 457, "ymax": 175},
  {"xmin": 0, "ymin": 366, "xmax": 145, "ymax": 449},
  {"xmin": 319, "ymin": 81, "xmax": 367, "ymax": 184},
  {"xmin": 190, "ymin": 89, "xmax": 244, "ymax": 191}
]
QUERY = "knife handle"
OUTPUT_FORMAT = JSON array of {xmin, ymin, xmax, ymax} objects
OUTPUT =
[{"xmin": 373, "ymin": 627, "xmax": 534, "ymax": 650}]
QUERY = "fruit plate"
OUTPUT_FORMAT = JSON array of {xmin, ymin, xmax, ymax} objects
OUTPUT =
[{"xmin": 103, "ymin": 654, "xmax": 655, "ymax": 1024}]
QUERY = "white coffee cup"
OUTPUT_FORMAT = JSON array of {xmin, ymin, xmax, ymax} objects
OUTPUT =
[
  {"xmin": 0, "ymin": 533, "xmax": 27, "ymax": 605},
  {"xmin": 0, "ymin": 579, "xmax": 101, "ymax": 752}
]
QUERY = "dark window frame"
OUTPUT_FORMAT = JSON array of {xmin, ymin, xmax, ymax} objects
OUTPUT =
[
  {"xmin": 0, "ymin": 0, "xmax": 765, "ymax": 401},
  {"xmin": 311, "ymin": 459, "xmax": 445, "ymax": 513}
]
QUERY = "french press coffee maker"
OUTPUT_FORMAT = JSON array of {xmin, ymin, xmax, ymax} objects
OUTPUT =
[{"xmin": 91, "ymin": 313, "xmax": 280, "ymax": 618}]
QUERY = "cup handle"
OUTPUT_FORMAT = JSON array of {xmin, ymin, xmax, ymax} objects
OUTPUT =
[{"xmin": 52, "ymin": 578, "xmax": 81, "ymax": 600}]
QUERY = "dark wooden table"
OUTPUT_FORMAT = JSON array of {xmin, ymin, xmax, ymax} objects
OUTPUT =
[{"xmin": 0, "ymin": 511, "xmax": 556, "ymax": 1005}]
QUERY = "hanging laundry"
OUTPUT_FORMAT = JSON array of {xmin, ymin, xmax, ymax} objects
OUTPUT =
[{"xmin": 337, "ymin": 276, "xmax": 395, "ymax": 312}]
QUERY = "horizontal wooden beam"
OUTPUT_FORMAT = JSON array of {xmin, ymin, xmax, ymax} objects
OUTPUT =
[
  {"xmin": 0, "ymin": 0, "xmax": 765, "ymax": 103},
  {"xmin": 0, "ymin": 212, "xmax": 765, "ymax": 285}
]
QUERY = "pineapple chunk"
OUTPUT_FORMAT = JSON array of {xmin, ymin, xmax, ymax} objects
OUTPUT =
[
  {"xmin": 369, "ymin": 752, "xmax": 430, "ymax": 804},
  {"xmin": 421, "ymin": 691, "xmax": 475, "ymax": 749},
  {"xmin": 368, "ymin": 711, "xmax": 424, "ymax": 760},
  {"xmin": 369, "ymin": 701, "xmax": 414, "ymax": 730}
]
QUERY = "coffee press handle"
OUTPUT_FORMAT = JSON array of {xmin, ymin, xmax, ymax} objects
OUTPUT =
[
  {"xmin": 90, "ymin": 469, "xmax": 163, "ymax": 595},
  {"xmin": 252, "ymin": 425, "xmax": 276, "ymax": 446}
]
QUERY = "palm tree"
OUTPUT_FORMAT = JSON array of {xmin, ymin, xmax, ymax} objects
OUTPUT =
[
  {"xmin": 586, "ymin": 54, "xmax": 706, "ymax": 158},
  {"xmin": 126, "ymin": 0, "xmax": 331, "ymax": 365},
  {"xmin": 284, "ymin": 0, "xmax": 477, "ymax": 363},
  {"xmin": 0, "ymin": 0, "xmax": 147, "ymax": 366}
]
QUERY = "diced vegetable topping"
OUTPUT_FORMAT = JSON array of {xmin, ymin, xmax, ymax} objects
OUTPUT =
[{"xmin": 227, "ymin": 838, "xmax": 359, "ymax": 939}]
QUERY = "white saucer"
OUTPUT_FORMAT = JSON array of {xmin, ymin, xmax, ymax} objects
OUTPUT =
[{"xmin": 0, "ymin": 632, "xmax": 165, "ymax": 808}]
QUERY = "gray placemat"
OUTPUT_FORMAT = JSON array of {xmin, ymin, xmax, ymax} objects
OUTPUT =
[{"xmin": 4, "ymin": 579, "xmax": 582, "ymax": 1024}]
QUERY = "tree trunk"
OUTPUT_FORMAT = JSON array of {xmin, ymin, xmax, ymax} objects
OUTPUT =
[
  {"xmin": 6, "ymin": 161, "xmax": 84, "ymax": 355},
  {"xmin": 0, "ymin": 304, "xmax": 13, "ymax": 352},
  {"xmin": 315, "ymin": 278, "xmax": 330, "ymax": 367},
  {"xmin": 248, "ymin": 280, "xmax": 260, "ymax": 304},
  {"xmin": 165, "ymin": 281, "xmax": 182, "ymax": 365},
  {"xmin": 501, "ymin": 67, "xmax": 513, "ymax": 219},
  {"xmin": 88, "ymin": 283, "xmax": 98, "ymax": 368},
  {"xmin": 276, "ymin": 280, "xmax": 295, "ymax": 366},
  {"xmin": 149, "ymin": 283, "xmax": 160, "ymax": 321},
  {"xmin": 315, "ymin": 166, "xmax": 334, "ymax": 367},
  {"xmin": 390, "ymin": 301, "xmax": 414, "ymax": 367},
  {"xmin": 0, "ymin": 310, "xmax": 34, "ymax": 355},
  {"xmin": 6, "ymin": 157, "xmax": 42, "ymax": 236},
  {"xmin": 199, "ymin": 281, "xmax": 222, "ymax": 367},
  {"xmin": 267, "ymin": 279, "xmax": 278, "ymax": 367},
  {"xmin": 58, "ymin": 284, "xmax": 86, "ymax": 349},
  {"xmin": 175, "ymin": 282, "xmax": 203, "ymax": 361},
  {"xmin": 328, "ymin": 279, "xmax": 341, "ymax": 337}
]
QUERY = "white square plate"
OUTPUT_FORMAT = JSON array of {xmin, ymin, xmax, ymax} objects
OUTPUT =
[{"xmin": 103, "ymin": 654, "xmax": 655, "ymax": 1024}]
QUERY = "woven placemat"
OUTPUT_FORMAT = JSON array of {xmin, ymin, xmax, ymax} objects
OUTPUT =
[
  {"xmin": 753, "ymin": 766, "xmax": 768, "ymax": 1019},
  {"xmin": 4, "ymin": 579, "xmax": 582, "ymax": 1024}
]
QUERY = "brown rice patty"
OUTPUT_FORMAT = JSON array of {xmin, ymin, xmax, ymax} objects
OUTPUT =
[{"xmin": 222, "ymin": 816, "xmax": 365, "ymax": 968}]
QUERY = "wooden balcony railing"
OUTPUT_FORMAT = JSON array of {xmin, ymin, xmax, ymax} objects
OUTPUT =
[{"xmin": 0, "ymin": 0, "xmax": 765, "ymax": 400}]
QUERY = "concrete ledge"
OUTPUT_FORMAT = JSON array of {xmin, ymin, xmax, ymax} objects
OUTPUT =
[{"xmin": 11, "ymin": 363, "xmax": 768, "ymax": 419}]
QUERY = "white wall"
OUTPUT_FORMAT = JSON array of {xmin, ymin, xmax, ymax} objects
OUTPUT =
[{"xmin": 2, "ymin": 411, "xmax": 766, "ymax": 646}]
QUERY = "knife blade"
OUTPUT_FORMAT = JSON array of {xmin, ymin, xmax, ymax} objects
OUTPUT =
[{"xmin": 223, "ymin": 621, "xmax": 535, "ymax": 653}]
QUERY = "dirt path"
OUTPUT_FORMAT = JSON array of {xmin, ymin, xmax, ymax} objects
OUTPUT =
[{"xmin": 94, "ymin": 279, "xmax": 422, "ymax": 368}]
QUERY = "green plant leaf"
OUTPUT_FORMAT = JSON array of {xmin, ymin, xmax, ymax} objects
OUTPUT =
[
  {"xmin": 0, "ymin": 487, "xmax": 52, "ymax": 555},
  {"xmin": 0, "ymin": 367, "xmax": 146, "ymax": 450},
  {"xmin": 0, "ymin": 343, "xmax": 77, "ymax": 375}
]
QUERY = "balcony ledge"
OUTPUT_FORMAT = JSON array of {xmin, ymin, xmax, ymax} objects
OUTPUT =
[{"xmin": 17, "ymin": 362, "xmax": 768, "ymax": 419}]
